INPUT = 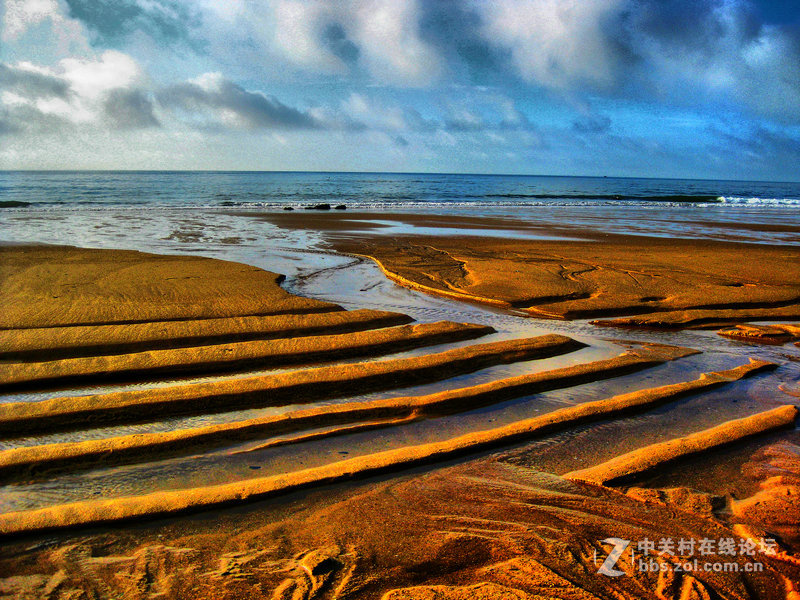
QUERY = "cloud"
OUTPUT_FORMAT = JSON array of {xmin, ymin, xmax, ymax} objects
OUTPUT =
[
  {"xmin": 623, "ymin": 0, "xmax": 800, "ymax": 121},
  {"xmin": 444, "ymin": 107, "xmax": 484, "ymax": 132},
  {"xmin": 0, "ymin": 101, "xmax": 72, "ymax": 136},
  {"xmin": 0, "ymin": 62, "xmax": 70, "ymax": 97},
  {"xmin": 475, "ymin": 0, "xmax": 800, "ymax": 122},
  {"xmin": 103, "ymin": 88, "xmax": 159, "ymax": 129},
  {"xmin": 61, "ymin": 0, "xmax": 197, "ymax": 43},
  {"xmin": 477, "ymin": 0, "xmax": 629, "ymax": 91},
  {"xmin": 341, "ymin": 93, "xmax": 435, "ymax": 132},
  {"xmin": 59, "ymin": 50, "xmax": 142, "ymax": 99},
  {"xmin": 0, "ymin": 50, "xmax": 157, "ymax": 134},
  {"xmin": 711, "ymin": 123, "xmax": 800, "ymax": 165},
  {"xmin": 2, "ymin": 0, "xmax": 60, "ymax": 40},
  {"xmin": 223, "ymin": 0, "xmax": 444, "ymax": 86},
  {"xmin": 157, "ymin": 72, "xmax": 320, "ymax": 130},
  {"xmin": 345, "ymin": 0, "xmax": 443, "ymax": 86},
  {"xmin": 48, "ymin": 0, "xmax": 799, "ymax": 122}
]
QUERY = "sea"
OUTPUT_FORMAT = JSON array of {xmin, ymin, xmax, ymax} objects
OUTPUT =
[{"xmin": 2, "ymin": 171, "xmax": 800, "ymax": 253}]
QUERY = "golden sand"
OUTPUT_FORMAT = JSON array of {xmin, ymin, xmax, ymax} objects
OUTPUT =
[
  {"xmin": 0, "ymin": 308, "xmax": 413, "ymax": 361},
  {"xmin": 335, "ymin": 234, "xmax": 800, "ymax": 326},
  {"xmin": 0, "ymin": 333, "xmax": 580, "ymax": 435},
  {"xmin": 0, "ymin": 344, "xmax": 693, "ymax": 482},
  {"xmin": 0, "ymin": 358, "xmax": 784, "ymax": 537},
  {"xmin": 566, "ymin": 404, "xmax": 797, "ymax": 486},
  {"xmin": 2, "ymin": 243, "xmax": 799, "ymax": 599},
  {"xmin": 0, "ymin": 320, "xmax": 493, "ymax": 390}
]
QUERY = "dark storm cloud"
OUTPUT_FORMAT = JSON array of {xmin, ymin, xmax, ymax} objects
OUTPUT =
[
  {"xmin": 63, "ymin": 0, "xmax": 197, "ymax": 43},
  {"xmin": 618, "ymin": 0, "xmax": 800, "ymax": 119},
  {"xmin": 0, "ymin": 63, "xmax": 70, "ymax": 98},
  {"xmin": 103, "ymin": 88, "xmax": 159, "ymax": 129},
  {"xmin": 157, "ymin": 77, "xmax": 321, "ymax": 130},
  {"xmin": 0, "ymin": 64, "xmax": 72, "ymax": 135},
  {"xmin": 461, "ymin": 0, "xmax": 800, "ymax": 122},
  {"xmin": 697, "ymin": 123, "xmax": 800, "ymax": 178},
  {"xmin": 713, "ymin": 124, "xmax": 800, "ymax": 158}
]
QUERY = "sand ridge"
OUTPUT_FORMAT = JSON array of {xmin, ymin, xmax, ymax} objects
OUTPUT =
[
  {"xmin": 0, "ymin": 320, "xmax": 494, "ymax": 390},
  {"xmin": 2, "ymin": 243, "xmax": 799, "ymax": 599},
  {"xmin": 0, "ymin": 334, "xmax": 583, "ymax": 435},
  {"xmin": 0, "ymin": 308, "xmax": 414, "ymax": 361},
  {"xmin": 0, "ymin": 344, "xmax": 696, "ymax": 482},
  {"xmin": 0, "ymin": 357, "xmax": 779, "ymax": 536},
  {"xmin": 566, "ymin": 404, "xmax": 798, "ymax": 486}
]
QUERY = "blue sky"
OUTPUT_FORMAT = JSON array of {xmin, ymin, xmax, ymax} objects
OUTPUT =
[{"xmin": 1, "ymin": 0, "xmax": 799, "ymax": 180}]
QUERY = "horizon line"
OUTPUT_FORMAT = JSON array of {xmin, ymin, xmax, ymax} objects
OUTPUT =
[{"xmin": 1, "ymin": 169, "xmax": 798, "ymax": 185}]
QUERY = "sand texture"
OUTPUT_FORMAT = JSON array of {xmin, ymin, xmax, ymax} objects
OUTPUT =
[
  {"xmin": 735, "ymin": 441, "xmax": 800, "ymax": 548},
  {"xmin": 0, "ymin": 358, "xmax": 775, "ymax": 535},
  {"xmin": 0, "ymin": 308, "xmax": 414, "ymax": 361},
  {"xmin": 0, "ymin": 320, "xmax": 493, "ymax": 390},
  {"xmin": 593, "ymin": 307, "xmax": 800, "ymax": 329},
  {"xmin": 717, "ymin": 323, "xmax": 800, "ymax": 345},
  {"xmin": 0, "ymin": 460, "xmax": 797, "ymax": 600},
  {"xmin": 335, "ymin": 235, "xmax": 800, "ymax": 326},
  {"xmin": 0, "ymin": 245, "xmax": 339, "ymax": 329},
  {"xmin": 0, "ymin": 344, "xmax": 696, "ymax": 481},
  {"xmin": 565, "ymin": 405, "xmax": 798, "ymax": 485},
  {"xmin": 2, "ymin": 243, "xmax": 799, "ymax": 599},
  {"xmin": 0, "ymin": 333, "xmax": 582, "ymax": 435}
]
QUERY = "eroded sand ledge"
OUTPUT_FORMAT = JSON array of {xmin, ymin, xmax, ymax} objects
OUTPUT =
[
  {"xmin": 0, "ymin": 334, "xmax": 582, "ymax": 435},
  {"xmin": 0, "ymin": 344, "xmax": 696, "ymax": 481},
  {"xmin": 0, "ymin": 308, "xmax": 414, "ymax": 361},
  {"xmin": 566, "ymin": 404, "xmax": 798, "ymax": 486},
  {"xmin": 0, "ymin": 358, "xmax": 781, "ymax": 536},
  {"xmin": 334, "ymin": 234, "xmax": 800, "ymax": 327},
  {"xmin": 0, "ymin": 320, "xmax": 494, "ymax": 390}
]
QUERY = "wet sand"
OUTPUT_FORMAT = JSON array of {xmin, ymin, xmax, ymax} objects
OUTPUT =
[
  {"xmin": 1, "ymin": 240, "xmax": 799, "ymax": 599},
  {"xmin": 333, "ymin": 232, "xmax": 800, "ymax": 325}
]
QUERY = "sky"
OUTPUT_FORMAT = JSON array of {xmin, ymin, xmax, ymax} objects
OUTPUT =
[{"xmin": 1, "ymin": 0, "xmax": 799, "ymax": 180}]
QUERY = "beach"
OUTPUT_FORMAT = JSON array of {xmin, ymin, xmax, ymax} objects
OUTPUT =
[{"xmin": 1, "ymin": 173, "xmax": 799, "ymax": 599}]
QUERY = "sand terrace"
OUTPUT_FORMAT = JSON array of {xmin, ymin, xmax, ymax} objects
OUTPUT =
[{"xmin": 0, "ymin": 243, "xmax": 798, "ymax": 599}]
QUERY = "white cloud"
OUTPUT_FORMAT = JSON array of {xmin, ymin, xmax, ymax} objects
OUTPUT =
[
  {"xmin": 272, "ymin": 1, "xmax": 347, "ymax": 74},
  {"xmin": 477, "ymin": 0, "xmax": 626, "ymax": 90},
  {"xmin": 347, "ymin": 0, "xmax": 442, "ymax": 86},
  {"xmin": 268, "ymin": 0, "xmax": 441, "ymax": 86},
  {"xmin": 1, "ymin": 51, "xmax": 152, "ymax": 129},
  {"xmin": 2, "ymin": 0, "xmax": 89, "ymax": 55},
  {"xmin": 2, "ymin": 0, "xmax": 59, "ymax": 40},
  {"xmin": 342, "ymin": 93, "xmax": 406, "ymax": 130},
  {"xmin": 60, "ymin": 51, "xmax": 143, "ymax": 100}
]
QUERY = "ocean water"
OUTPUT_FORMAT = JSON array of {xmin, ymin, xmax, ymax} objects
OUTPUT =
[
  {"xmin": 1, "ymin": 171, "xmax": 799, "ymax": 253},
  {"xmin": 2, "ymin": 170, "xmax": 800, "ymax": 209}
]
